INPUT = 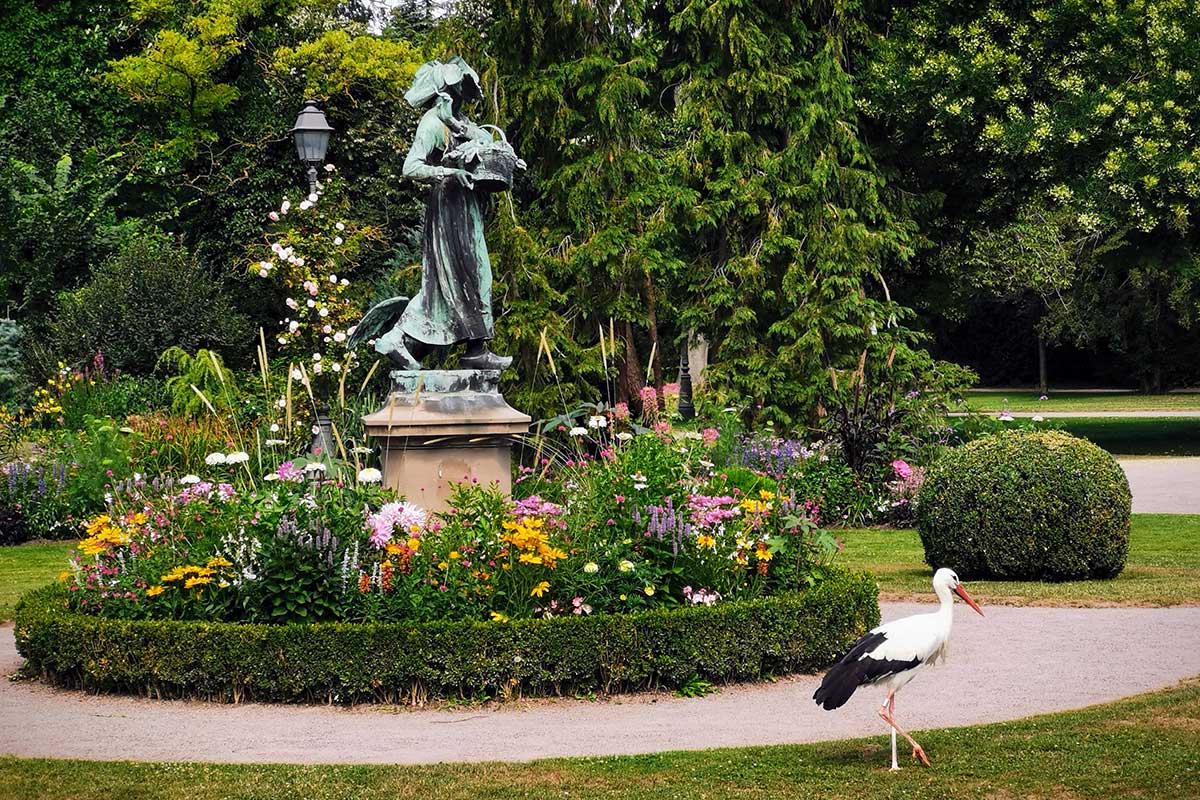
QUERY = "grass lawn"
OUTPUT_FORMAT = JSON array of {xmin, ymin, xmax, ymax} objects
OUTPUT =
[
  {"xmin": 964, "ymin": 390, "xmax": 1200, "ymax": 412},
  {"xmin": 0, "ymin": 540, "xmax": 75, "ymax": 621},
  {"xmin": 0, "ymin": 679, "xmax": 1197, "ymax": 799},
  {"xmin": 837, "ymin": 514, "xmax": 1200, "ymax": 606}
]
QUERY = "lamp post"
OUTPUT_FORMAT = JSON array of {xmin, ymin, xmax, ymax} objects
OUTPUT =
[
  {"xmin": 678, "ymin": 337, "xmax": 696, "ymax": 420},
  {"xmin": 289, "ymin": 100, "xmax": 333, "ymax": 196}
]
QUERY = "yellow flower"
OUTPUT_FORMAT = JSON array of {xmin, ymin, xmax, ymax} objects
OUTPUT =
[
  {"xmin": 644, "ymin": 585, "xmax": 655, "ymax": 596},
  {"xmin": 490, "ymin": 611, "xmax": 509, "ymax": 622},
  {"xmin": 518, "ymin": 552, "xmax": 543, "ymax": 565},
  {"xmin": 407, "ymin": 537, "xmax": 421, "ymax": 552},
  {"xmin": 696, "ymin": 534, "xmax": 716, "ymax": 549},
  {"xmin": 530, "ymin": 581, "xmax": 550, "ymax": 598},
  {"xmin": 619, "ymin": 594, "xmax": 627, "ymax": 601},
  {"xmin": 56, "ymin": 570, "xmax": 71, "ymax": 582},
  {"xmin": 161, "ymin": 566, "xmax": 188, "ymax": 583},
  {"xmin": 449, "ymin": 551, "xmax": 461, "ymax": 560},
  {"xmin": 206, "ymin": 556, "xmax": 232, "ymax": 569},
  {"xmin": 438, "ymin": 561, "xmax": 449, "ymax": 571},
  {"xmin": 146, "ymin": 585, "xmax": 165, "ymax": 597},
  {"xmin": 385, "ymin": 543, "xmax": 404, "ymax": 556},
  {"xmin": 183, "ymin": 576, "xmax": 213, "ymax": 589},
  {"xmin": 758, "ymin": 490, "xmax": 776, "ymax": 501}
]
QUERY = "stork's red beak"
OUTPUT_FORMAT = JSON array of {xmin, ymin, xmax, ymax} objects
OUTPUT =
[{"xmin": 954, "ymin": 584, "xmax": 984, "ymax": 617}]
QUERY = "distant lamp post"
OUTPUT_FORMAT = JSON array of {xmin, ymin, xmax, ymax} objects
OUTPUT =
[
  {"xmin": 678, "ymin": 339, "xmax": 696, "ymax": 420},
  {"xmin": 290, "ymin": 100, "xmax": 333, "ymax": 195}
]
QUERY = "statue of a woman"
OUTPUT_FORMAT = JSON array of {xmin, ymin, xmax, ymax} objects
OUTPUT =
[{"xmin": 352, "ymin": 57, "xmax": 519, "ymax": 371}]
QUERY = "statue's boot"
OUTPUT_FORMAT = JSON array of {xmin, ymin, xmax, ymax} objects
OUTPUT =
[{"xmin": 461, "ymin": 340, "xmax": 512, "ymax": 371}]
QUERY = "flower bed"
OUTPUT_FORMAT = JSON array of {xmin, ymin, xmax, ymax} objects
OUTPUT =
[{"xmin": 14, "ymin": 570, "xmax": 878, "ymax": 703}]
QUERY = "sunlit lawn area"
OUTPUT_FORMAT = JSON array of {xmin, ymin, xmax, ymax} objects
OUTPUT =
[
  {"xmin": 0, "ymin": 679, "xmax": 1197, "ymax": 799},
  {"xmin": 837, "ymin": 514, "xmax": 1200, "ymax": 606},
  {"xmin": 963, "ymin": 390, "xmax": 1200, "ymax": 413},
  {"xmin": 0, "ymin": 540, "xmax": 75, "ymax": 621}
]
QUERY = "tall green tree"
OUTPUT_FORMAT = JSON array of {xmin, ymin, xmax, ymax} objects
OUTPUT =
[{"xmin": 665, "ymin": 0, "xmax": 919, "ymax": 425}]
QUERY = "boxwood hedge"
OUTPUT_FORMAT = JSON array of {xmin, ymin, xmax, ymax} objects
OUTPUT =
[
  {"xmin": 917, "ymin": 430, "xmax": 1131, "ymax": 581},
  {"xmin": 15, "ymin": 568, "xmax": 878, "ymax": 704}
]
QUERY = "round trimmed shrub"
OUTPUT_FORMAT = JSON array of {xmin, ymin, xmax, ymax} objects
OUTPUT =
[{"xmin": 916, "ymin": 430, "xmax": 1131, "ymax": 581}]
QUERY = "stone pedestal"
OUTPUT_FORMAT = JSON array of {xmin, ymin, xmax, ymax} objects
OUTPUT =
[{"xmin": 362, "ymin": 369, "xmax": 530, "ymax": 511}]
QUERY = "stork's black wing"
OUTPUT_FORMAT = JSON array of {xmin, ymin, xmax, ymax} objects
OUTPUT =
[{"xmin": 812, "ymin": 630, "xmax": 921, "ymax": 711}]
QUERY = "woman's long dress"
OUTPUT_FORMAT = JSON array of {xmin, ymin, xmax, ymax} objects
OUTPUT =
[{"xmin": 399, "ymin": 109, "xmax": 493, "ymax": 346}]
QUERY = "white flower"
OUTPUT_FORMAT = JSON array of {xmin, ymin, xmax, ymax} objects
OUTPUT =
[
  {"xmin": 281, "ymin": 200, "xmax": 291, "ymax": 213},
  {"xmin": 353, "ymin": 446, "xmax": 373, "ymax": 455},
  {"xmin": 1032, "ymin": 415, "xmax": 1045, "ymax": 422},
  {"xmin": 205, "ymin": 452, "xmax": 227, "ymax": 466},
  {"xmin": 265, "ymin": 439, "xmax": 287, "ymax": 446},
  {"xmin": 618, "ymin": 560, "xmax": 635, "ymax": 573},
  {"xmin": 998, "ymin": 411, "xmax": 1014, "ymax": 422},
  {"xmin": 307, "ymin": 192, "xmax": 318, "ymax": 203},
  {"xmin": 568, "ymin": 426, "xmax": 588, "ymax": 437},
  {"xmin": 331, "ymin": 363, "xmax": 341, "ymax": 372},
  {"xmin": 226, "ymin": 451, "xmax": 250, "ymax": 464},
  {"xmin": 333, "ymin": 236, "xmax": 343, "ymax": 245},
  {"xmin": 311, "ymin": 425, "xmax": 322, "ymax": 435},
  {"xmin": 258, "ymin": 269, "xmax": 269, "ymax": 277},
  {"xmin": 333, "ymin": 332, "xmax": 346, "ymax": 343},
  {"xmin": 312, "ymin": 353, "xmax": 322, "ymax": 361},
  {"xmin": 306, "ymin": 299, "xmax": 316, "ymax": 308},
  {"xmin": 318, "ymin": 307, "xmax": 329, "ymax": 317},
  {"xmin": 304, "ymin": 462, "xmax": 327, "ymax": 473},
  {"xmin": 288, "ymin": 321, "xmax": 300, "ymax": 333},
  {"xmin": 616, "ymin": 432, "xmax": 633, "ymax": 442},
  {"xmin": 340, "ymin": 278, "xmax": 349, "ymax": 286},
  {"xmin": 631, "ymin": 472, "xmax": 647, "ymax": 482},
  {"xmin": 329, "ymin": 274, "xmax": 338, "ymax": 283},
  {"xmin": 312, "ymin": 362, "xmax": 323, "ymax": 374},
  {"xmin": 276, "ymin": 398, "xmax": 287, "ymax": 409},
  {"xmin": 180, "ymin": 474, "xmax": 201, "ymax": 485},
  {"xmin": 323, "ymin": 163, "xmax": 335, "ymax": 172},
  {"xmin": 583, "ymin": 562, "xmax": 599, "ymax": 574},
  {"xmin": 298, "ymin": 200, "xmax": 312, "ymax": 211},
  {"xmin": 357, "ymin": 468, "xmax": 383, "ymax": 483},
  {"xmin": 291, "ymin": 368, "xmax": 303, "ymax": 380},
  {"xmin": 633, "ymin": 482, "xmax": 648, "ymax": 490},
  {"xmin": 271, "ymin": 242, "xmax": 284, "ymax": 254},
  {"xmin": 335, "ymin": 222, "xmax": 345, "ymax": 231},
  {"xmin": 263, "ymin": 473, "xmax": 280, "ymax": 482},
  {"xmin": 588, "ymin": 415, "xmax": 608, "ymax": 429},
  {"xmin": 322, "ymin": 324, "xmax": 332, "ymax": 334}
]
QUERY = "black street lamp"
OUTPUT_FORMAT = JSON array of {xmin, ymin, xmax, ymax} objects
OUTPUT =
[
  {"xmin": 678, "ymin": 338, "xmax": 696, "ymax": 420},
  {"xmin": 290, "ymin": 100, "xmax": 333, "ymax": 195}
]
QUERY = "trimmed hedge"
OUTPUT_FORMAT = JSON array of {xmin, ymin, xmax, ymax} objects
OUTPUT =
[
  {"xmin": 14, "ymin": 569, "xmax": 878, "ymax": 704},
  {"xmin": 917, "ymin": 430, "xmax": 1131, "ymax": 581}
]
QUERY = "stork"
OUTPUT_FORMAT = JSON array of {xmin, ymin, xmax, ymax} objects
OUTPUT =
[{"xmin": 813, "ymin": 567, "xmax": 984, "ymax": 770}]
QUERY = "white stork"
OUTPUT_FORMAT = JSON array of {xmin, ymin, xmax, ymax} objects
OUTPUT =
[{"xmin": 813, "ymin": 567, "xmax": 984, "ymax": 770}]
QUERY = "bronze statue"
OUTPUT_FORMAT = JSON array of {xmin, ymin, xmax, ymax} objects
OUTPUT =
[{"xmin": 351, "ymin": 57, "xmax": 523, "ymax": 371}]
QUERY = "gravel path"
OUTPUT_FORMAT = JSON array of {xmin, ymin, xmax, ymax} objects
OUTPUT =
[
  {"xmin": 1119, "ymin": 457, "xmax": 1200, "ymax": 513},
  {"xmin": 951, "ymin": 410, "xmax": 1200, "ymax": 417},
  {"xmin": 3, "ymin": 602, "xmax": 1198, "ymax": 765}
]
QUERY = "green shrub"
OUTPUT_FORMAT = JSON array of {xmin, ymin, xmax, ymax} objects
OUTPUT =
[
  {"xmin": 916, "ymin": 430, "xmax": 1131, "ymax": 580},
  {"xmin": 44, "ymin": 231, "xmax": 250, "ymax": 375},
  {"xmin": 15, "ymin": 570, "xmax": 878, "ymax": 703}
]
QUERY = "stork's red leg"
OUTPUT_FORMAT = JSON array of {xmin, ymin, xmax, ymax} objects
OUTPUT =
[{"xmin": 878, "ymin": 698, "xmax": 930, "ymax": 767}]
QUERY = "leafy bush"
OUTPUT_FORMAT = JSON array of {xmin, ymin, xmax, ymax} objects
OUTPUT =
[
  {"xmin": 0, "ymin": 316, "xmax": 23, "ymax": 405},
  {"xmin": 15, "ymin": 570, "xmax": 878, "ymax": 703},
  {"xmin": 44, "ymin": 231, "xmax": 250, "ymax": 375},
  {"xmin": 916, "ymin": 430, "xmax": 1131, "ymax": 580}
]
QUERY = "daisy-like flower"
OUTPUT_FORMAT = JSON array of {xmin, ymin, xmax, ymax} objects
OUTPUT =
[
  {"xmin": 205, "ymin": 452, "xmax": 227, "ymax": 466},
  {"xmin": 568, "ymin": 426, "xmax": 588, "ymax": 437},
  {"xmin": 588, "ymin": 415, "xmax": 608, "ymax": 429},
  {"xmin": 616, "ymin": 432, "xmax": 633, "ymax": 442},
  {"xmin": 180, "ymin": 474, "xmax": 201, "ymax": 485},
  {"xmin": 225, "ymin": 451, "xmax": 250, "ymax": 465},
  {"xmin": 357, "ymin": 467, "xmax": 383, "ymax": 483},
  {"xmin": 304, "ymin": 462, "xmax": 327, "ymax": 473}
]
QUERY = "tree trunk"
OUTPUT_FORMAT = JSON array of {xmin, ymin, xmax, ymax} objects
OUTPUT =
[
  {"xmin": 617, "ymin": 320, "xmax": 645, "ymax": 408},
  {"xmin": 1037, "ymin": 335, "xmax": 1048, "ymax": 394},
  {"xmin": 643, "ymin": 271, "xmax": 663, "ymax": 391}
]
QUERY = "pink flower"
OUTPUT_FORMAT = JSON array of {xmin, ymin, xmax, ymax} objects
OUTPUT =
[
  {"xmin": 268, "ymin": 211, "xmax": 280, "ymax": 221},
  {"xmin": 275, "ymin": 461, "xmax": 304, "ymax": 482},
  {"xmin": 891, "ymin": 459, "xmax": 912, "ymax": 479},
  {"xmin": 701, "ymin": 428, "xmax": 720, "ymax": 446}
]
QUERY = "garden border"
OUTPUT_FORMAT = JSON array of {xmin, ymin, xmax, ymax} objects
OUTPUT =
[{"xmin": 14, "ymin": 570, "xmax": 878, "ymax": 704}]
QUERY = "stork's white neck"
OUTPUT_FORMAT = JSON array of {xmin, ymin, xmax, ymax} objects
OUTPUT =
[{"xmin": 934, "ymin": 581, "xmax": 956, "ymax": 623}]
